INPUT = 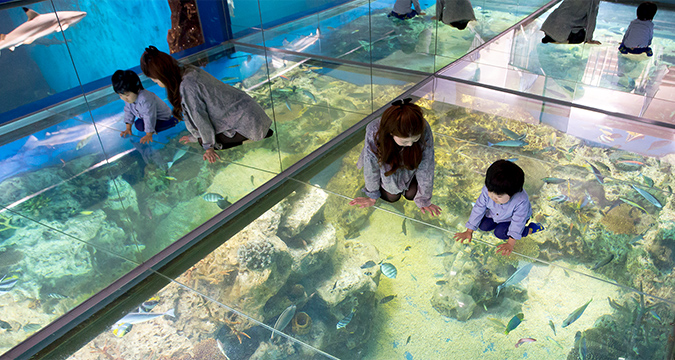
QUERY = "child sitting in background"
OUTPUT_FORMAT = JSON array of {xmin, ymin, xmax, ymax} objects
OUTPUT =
[
  {"xmin": 112, "ymin": 69, "xmax": 178, "ymax": 144},
  {"xmin": 389, "ymin": 0, "xmax": 425, "ymax": 20},
  {"xmin": 454, "ymin": 160, "xmax": 544, "ymax": 256},
  {"xmin": 619, "ymin": 2, "xmax": 657, "ymax": 57}
]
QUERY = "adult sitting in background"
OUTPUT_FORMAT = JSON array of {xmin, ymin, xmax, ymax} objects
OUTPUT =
[
  {"xmin": 140, "ymin": 46, "xmax": 273, "ymax": 163},
  {"xmin": 541, "ymin": 0, "xmax": 601, "ymax": 44},
  {"xmin": 433, "ymin": 0, "xmax": 476, "ymax": 30},
  {"xmin": 389, "ymin": 0, "xmax": 426, "ymax": 20}
]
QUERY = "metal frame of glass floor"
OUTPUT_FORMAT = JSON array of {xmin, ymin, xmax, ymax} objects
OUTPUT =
[{"xmin": 2, "ymin": 0, "xmax": 675, "ymax": 359}]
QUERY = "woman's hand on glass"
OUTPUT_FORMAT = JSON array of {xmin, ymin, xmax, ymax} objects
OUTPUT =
[
  {"xmin": 420, "ymin": 204, "xmax": 441, "ymax": 216},
  {"xmin": 349, "ymin": 197, "xmax": 376, "ymax": 208},
  {"xmin": 179, "ymin": 135, "xmax": 194, "ymax": 144},
  {"xmin": 203, "ymin": 148, "xmax": 221, "ymax": 163}
]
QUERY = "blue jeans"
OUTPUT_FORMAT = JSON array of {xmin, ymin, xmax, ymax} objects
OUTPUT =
[
  {"xmin": 134, "ymin": 116, "xmax": 179, "ymax": 133},
  {"xmin": 478, "ymin": 216, "xmax": 532, "ymax": 240},
  {"xmin": 619, "ymin": 43, "xmax": 653, "ymax": 57},
  {"xmin": 388, "ymin": 9, "xmax": 418, "ymax": 20}
]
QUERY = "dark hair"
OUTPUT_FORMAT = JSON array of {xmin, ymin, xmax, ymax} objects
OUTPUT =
[
  {"xmin": 485, "ymin": 159, "xmax": 524, "ymax": 197},
  {"xmin": 374, "ymin": 99, "xmax": 426, "ymax": 176},
  {"xmin": 637, "ymin": 2, "xmax": 657, "ymax": 21},
  {"xmin": 111, "ymin": 70, "xmax": 143, "ymax": 94},
  {"xmin": 140, "ymin": 46, "xmax": 183, "ymax": 119}
]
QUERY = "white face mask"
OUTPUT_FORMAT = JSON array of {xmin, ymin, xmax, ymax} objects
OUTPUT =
[{"xmin": 392, "ymin": 134, "xmax": 421, "ymax": 147}]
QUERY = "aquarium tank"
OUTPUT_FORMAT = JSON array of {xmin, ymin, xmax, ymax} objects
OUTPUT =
[{"xmin": 0, "ymin": 0, "xmax": 674, "ymax": 359}]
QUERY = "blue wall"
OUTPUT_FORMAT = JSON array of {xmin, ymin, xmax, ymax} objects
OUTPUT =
[{"xmin": 230, "ymin": 0, "xmax": 352, "ymax": 33}]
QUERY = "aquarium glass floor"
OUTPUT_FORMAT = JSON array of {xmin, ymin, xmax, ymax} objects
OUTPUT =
[
  {"xmin": 61, "ymin": 74, "xmax": 675, "ymax": 359},
  {"xmin": 2, "ymin": 0, "xmax": 675, "ymax": 358}
]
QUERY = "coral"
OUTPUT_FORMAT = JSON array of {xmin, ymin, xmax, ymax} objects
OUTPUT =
[
  {"xmin": 237, "ymin": 240, "xmax": 276, "ymax": 270},
  {"xmin": 291, "ymin": 312, "xmax": 312, "ymax": 335},
  {"xmin": 0, "ymin": 214, "xmax": 18, "ymax": 232}
]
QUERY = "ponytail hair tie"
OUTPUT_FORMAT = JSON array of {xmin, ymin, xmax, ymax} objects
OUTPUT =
[
  {"xmin": 143, "ymin": 45, "xmax": 159, "ymax": 62},
  {"xmin": 391, "ymin": 97, "xmax": 412, "ymax": 106}
]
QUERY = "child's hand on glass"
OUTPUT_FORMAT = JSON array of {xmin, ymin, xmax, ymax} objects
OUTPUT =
[
  {"xmin": 496, "ymin": 238, "xmax": 516, "ymax": 256},
  {"xmin": 349, "ymin": 197, "xmax": 376, "ymax": 208},
  {"xmin": 421, "ymin": 204, "xmax": 441, "ymax": 216},
  {"xmin": 140, "ymin": 133, "xmax": 154, "ymax": 144},
  {"xmin": 120, "ymin": 129, "xmax": 132, "ymax": 137},
  {"xmin": 454, "ymin": 229, "xmax": 473, "ymax": 243}
]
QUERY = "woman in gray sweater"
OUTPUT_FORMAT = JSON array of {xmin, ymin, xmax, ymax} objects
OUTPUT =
[
  {"xmin": 140, "ymin": 46, "xmax": 273, "ymax": 163},
  {"xmin": 350, "ymin": 99, "xmax": 441, "ymax": 216}
]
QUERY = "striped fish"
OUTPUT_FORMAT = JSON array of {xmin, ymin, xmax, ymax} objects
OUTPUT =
[
  {"xmin": 336, "ymin": 308, "xmax": 356, "ymax": 329},
  {"xmin": 380, "ymin": 262, "xmax": 397, "ymax": 279}
]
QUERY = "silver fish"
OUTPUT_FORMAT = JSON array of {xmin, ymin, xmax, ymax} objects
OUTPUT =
[
  {"xmin": 562, "ymin": 299, "xmax": 592, "ymax": 327},
  {"xmin": 47, "ymin": 293, "xmax": 67, "ymax": 299},
  {"xmin": 167, "ymin": 149, "xmax": 188, "ymax": 169},
  {"xmin": 548, "ymin": 320, "xmax": 556, "ymax": 336},
  {"xmin": 631, "ymin": 184, "xmax": 662, "ymax": 208},
  {"xmin": 380, "ymin": 262, "xmax": 397, "ymax": 279},
  {"xmin": 360, "ymin": 260, "xmax": 377, "ymax": 269},
  {"xmin": 549, "ymin": 195, "xmax": 570, "ymax": 202},
  {"xmin": 115, "ymin": 308, "xmax": 175, "ymax": 326},
  {"xmin": 585, "ymin": 160, "xmax": 605, "ymax": 184},
  {"xmin": 336, "ymin": 308, "xmax": 355, "ymax": 329},
  {"xmin": 271, "ymin": 304, "xmax": 296, "ymax": 340},
  {"xmin": 496, "ymin": 263, "xmax": 533, "ymax": 297},
  {"xmin": 23, "ymin": 323, "xmax": 42, "ymax": 332},
  {"xmin": 0, "ymin": 274, "xmax": 19, "ymax": 293},
  {"xmin": 203, "ymin": 193, "xmax": 225, "ymax": 202},
  {"xmin": 76, "ymin": 134, "xmax": 94, "ymax": 150}
]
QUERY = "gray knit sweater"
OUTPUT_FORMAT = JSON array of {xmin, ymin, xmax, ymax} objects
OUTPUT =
[{"xmin": 180, "ymin": 66, "xmax": 272, "ymax": 150}]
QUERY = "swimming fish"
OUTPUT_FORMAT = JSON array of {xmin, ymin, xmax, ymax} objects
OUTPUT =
[
  {"xmin": 140, "ymin": 296, "xmax": 160, "ymax": 312},
  {"xmin": 79, "ymin": 210, "xmax": 93, "ymax": 215},
  {"xmin": 548, "ymin": 320, "xmax": 556, "ymax": 336},
  {"xmin": 76, "ymin": 134, "xmax": 94, "ymax": 150},
  {"xmin": 250, "ymin": 175, "xmax": 255, "ymax": 185},
  {"xmin": 546, "ymin": 336, "xmax": 563, "ymax": 349},
  {"xmin": 0, "ymin": 274, "xmax": 19, "ymax": 293},
  {"xmin": 579, "ymin": 334, "xmax": 587, "ymax": 360},
  {"xmin": 47, "ymin": 293, "xmax": 67, "ymax": 299},
  {"xmin": 590, "ymin": 254, "xmax": 614, "ymax": 270},
  {"xmin": 626, "ymin": 131, "xmax": 645, "ymax": 142},
  {"xmin": 631, "ymin": 184, "xmax": 662, "ymax": 208},
  {"xmin": 496, "ymin": 263, "xmax": 533, "ymax": 298},
  {"xmin": 165, "ymin": 176, "xmax": 177, "ymax": 181},
  {"xmin": 112, "ymin": 322, "xmax": 132, "ymax": 337},
  {"xmin": 271, "ymin": 304, "xmax": 296, "ymax": 339},
  {"xmin": 402, "ymin": 219, "xmax": 407, "ymax": 236},
  {"xmin": 585, "ymin": 160, "xmax": 605, "ymax": 184},
  {"xmin": 115, "ymin": 308, "xmax": 175, "ymax": 326},
  {"xmin": 406, "ymin": 335, "xmax": 411, "ymax": 345},
  {"xmin": 649, "ymin": 310, "xmax": 662, "ymax": 322},
  {"xmin": 167, "ymin": 149, "xmax": 188, "ymax": 169},
  {"xmin": 542, "ymin": 177, "xmax": 566, "ymax": 184},
  {"xmin": 549, "ymin": 195, "xmax": 570, "ymax": 202},
  {"xmin": 641, "ymin": 174, "xmax": 654, "ymax": 187},
  {"xmin": 404, "ymin": 245, "xmax": 411, "ymax": 251},
  {"xmin": 379, "ymin": 295, "xmax": 396, "ymax": 304},
  {"xmin": 217, "ymin": 339, "xmax": 231, "ymax": 360},
  {"xmin": 506, "ymin": 158, "xmax": 518, "ymax": 162},
  {"xmin": 23, "ymin": 323, "xmax": 42, "ymax": 332},
  {"xmin": 203, "ymin": 193, "xmax": 225, "ymax": 202},
  {"xmin": 562, "ymin": 299, "xmax": 592, "ymax": 328},
  {"xmin": 515, "ymin": 338, "xmax": 536, "ymax": 348},
  {"xmin": 336, "ymin": 308, "xmax": 356, "ymax": 329},
  {"xmin": 435, "ymin": 252, "xmax": 454, "ymax": 257},
  {"xmin": 380, "ymin": 262, "xmax": 397, "ymax": 279},
  {"xmin": 501, "ymin": 127, "xmax": 526, "ymax": 141},
  {"xmin": 361, "ymin": 261, "xmax": 377, "ymax": 269},
  {"xmin": 488, "ymin": 140, "xmax": 527, "ymax": 147},
  {"xmin": 619, "ymin": 197, "xmax": 647, "ymax": 213},
  {"xmin": 487, "ymin": 317, "xmax": 505, "ymax": 328},
  {"xmin": 0, "ymin": 320, "xmax": 11, "ymax": 330},
  {"xmin": 436, "ymin": 280, "xmax": 448, "ymax": 285},
  {"xmin": 285, "ymin": 100, "xmax": 292, "ymax": 111},
  {"xmin": 505, "ymin": 313, "xmax": 524, "ymax": 334},
  {"xmin": 221, "ymin": 77, "xmax": 239, "ymax": 82},
  {"xmin": 301, "ymin": 89, "xmax": 316, "ymax": 103},
  {"xmin": 647, "ymin": 139, "xmax": 670, "ymax": 151}
]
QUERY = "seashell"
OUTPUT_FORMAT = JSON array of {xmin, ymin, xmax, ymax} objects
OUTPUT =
[{"xmin": 291, "ymin": 312, "xmax": 312, "ymax": 335}]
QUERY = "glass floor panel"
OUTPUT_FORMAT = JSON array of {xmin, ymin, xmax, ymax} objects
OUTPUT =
[{"xmin": 236, "ymin": 0, "xmax": 553, "ymax": 73}]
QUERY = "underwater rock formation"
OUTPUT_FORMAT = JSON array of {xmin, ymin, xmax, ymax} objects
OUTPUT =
[
  {"xmin": 103, "ymin": 176, "xmax": 139, "ymax": 216},
  {"xmin": 315, "ymin": 239, "xmax": 380, "ymax": 311},
  {"xmin": 291, "ymin": 312, "xmax": 312, "ymax": 335},
  {"xmin": 278, "ymin": 186, "xmax": 329, "ymax": 239},
  {"xmin": 287, "ymin": 222, "xmax": 337, "ymax": 278},
  {"xmin": 167, "ymin": 0, "xmax": 204, "ymax": 54},
  {"xmin": 431, "ymin": 287, "xmax": 477, "ymax": 322},
  {"xmin": 238, "ymin": 240, "xmax": 276, "ymax": 270}
]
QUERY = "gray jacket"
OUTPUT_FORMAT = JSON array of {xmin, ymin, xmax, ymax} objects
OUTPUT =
[
  {"xmin": 356, "ymin": 118, "xmax": 435, "ymax": 208},
  {"xmin": 180, "ymin": 66, "xmax": 272, "ymax": 150},
  {"xmin": 436, "ymin": 0, "xmax": 476, "ymax": 25},
  {"xmin": 540, "ymin": 0, "xmax": 600, "ymax": 43}
]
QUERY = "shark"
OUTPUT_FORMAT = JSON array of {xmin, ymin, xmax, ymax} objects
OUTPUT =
[{"xmin": 0, "ymin": 7, "xmax": 86, "ymax": 56}]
